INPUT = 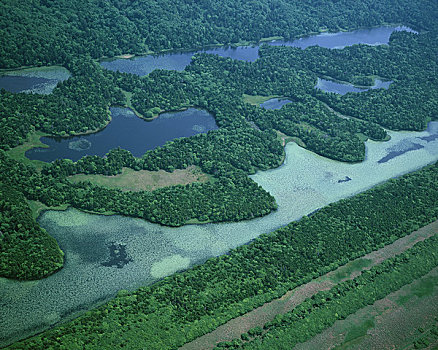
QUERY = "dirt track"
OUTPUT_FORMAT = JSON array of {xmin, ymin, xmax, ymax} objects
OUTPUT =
[{"xmin": 181, "ymin": 220, "xmax": 438, "ymax": 350}]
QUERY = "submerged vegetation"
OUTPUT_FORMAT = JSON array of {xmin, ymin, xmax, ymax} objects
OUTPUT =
[
  {"xmin": 1, "ymin": 23, "xmax": 436, "ymax": 251},
  {"xmin": 1, "ymin": 0, "xmax": 438, "ymax": 348},
  {"xmin": 8, "ymin": 160, "xmax": 438, "ymax": 349}
]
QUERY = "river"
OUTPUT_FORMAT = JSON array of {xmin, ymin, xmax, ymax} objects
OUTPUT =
[{"xmin": 101, "ymin": 26, "xmax": 415, "ymax": 76}]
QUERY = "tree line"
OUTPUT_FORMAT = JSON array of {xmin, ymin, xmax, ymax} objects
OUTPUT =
[
  {"xmin": 1, "ymin": 0, "xmax": 437, "ymax": 68},
  {"xmin": 0, "ymin": 14, "xmax": 437, "ymax": 280},
  {"xmin": 0, "ymin": 183, "xmax": 63, "ymax": 280},
  {"xmin": 215, "ymin": 234, "xmax": 438, "ymax": 349},
  {"xmin": 8, "ymin": 161, "xmax": 438, "ymax": 349}
]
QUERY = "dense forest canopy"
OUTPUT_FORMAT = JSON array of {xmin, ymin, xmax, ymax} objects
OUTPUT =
[
  {"xmin": 215, "ymin": 234, "xmax": 438, "ymax": 349},
  {"xmin": 0, "ymin": 0, "xmax": 437, "ymax": 280},
  {"xmin": 1, "ymin": 0, "xmax": 438, "ymax": 68},
  {"xmin": 8, "ymin": 161, "xmax": 438, "ymax": 349},
  {"xmin": 0, "ymin": 0, "xmax": 438, "ymax": 349},
  {"xmin": 1, "ymin": 0, "xmax": 438, "ymax": 348}
]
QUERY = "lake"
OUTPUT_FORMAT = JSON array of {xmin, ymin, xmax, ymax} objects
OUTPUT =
[
  {"xmin": 101, "ymin": 26, "xmax": 416, "ymax": 76},
  {"xmin": 0, "ymin": 66, "xmax": 70, "ymax": 94},
  {"xmin": 260, "ymin": 98, "xmax": 293, "ymax": 110},
  {"xmin": 25, "ymin": 107, "xmax": 218, "ymax": 162},
  {"xmin": 1, "ymin": 121, "xmax": 437, "ymax": 347},
  {"xmin": 316, "ymin": 78, "xmax": 392, "ymax": 95}
]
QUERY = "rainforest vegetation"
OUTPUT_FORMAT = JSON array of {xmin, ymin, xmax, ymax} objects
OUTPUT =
[
  {"xmin": 1, "ymin": 22, "xmax": 436, "ymax": 243},
  {"xmin": 1, "ymin": 0, "xmax": 438, "ymax": 348},
  {"xmin": 0, "ymin": 183, "xmax": 63, "ymax": 280},
  {"xmin": 0, "ymin": 0, "xmax": 437, "ymax": 68}
]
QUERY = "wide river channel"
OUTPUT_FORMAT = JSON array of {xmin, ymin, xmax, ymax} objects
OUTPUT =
[{"xmin": 1, "ymin": 25, "xmax": 433, "ymax": 348}]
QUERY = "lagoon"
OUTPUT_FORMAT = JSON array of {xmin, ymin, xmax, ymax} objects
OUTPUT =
[
  {"xmin": 101, "ymin": 26, "xmax": 415, "ymax": 76},
  {"xmin": 1, "ymin": 121, "xmax": 437, "ymax": 347},
  {"xmin": 260, "ymin": 98, "xmax": 293, "ymax": 110},
  {"xmin": 316, "ymin": 77, "xmax": 392, "ymax": 95},
  {"xmin": 25, "ymin": 107, "xmax": 218, "ymax": 162},
  {"xmin": 0, "ymin": 24, "xmax": 426, "ymax": 347}
]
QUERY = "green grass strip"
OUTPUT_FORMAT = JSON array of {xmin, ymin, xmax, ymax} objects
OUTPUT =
[{"xmin": 227, "ymin": 235, "xmax": 438, "ymax": 349}]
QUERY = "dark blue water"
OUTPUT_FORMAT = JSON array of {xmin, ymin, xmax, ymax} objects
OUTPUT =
[
  {"xmin": 0, "ymin": 66, "xmax": 71, "ymax": 94},
  {"xmin": 337, "ymin": 176, "xmax": 352, "ymax": 183},
  {"xmin": 378, "ymin": 142, "xmax": 424, "ymax": 163},
  {"xmin": 260, "ymin": 98, "xmax": 293, "ymax": 110},
  {"xmin": 101, "ymin": 26, "xmax": 416, "ymax": 76},
  {"xmin": 316, "ymin": 78, "xmax": 392, "ymax": 95},
  {"xmin": 419, "ymin": 122, "xmax": 438, "ymax": 142},
  {"xmin": 270, "ymin": 25, "xmax": 416, "ymax": 50},
  {"xmin": 100, "ymin": 46, "xmax": 261, "ymax": 76},
  {"xmin": 26, "ymin": 107, "xmax": 218, "ymax": 162},
  {"xmin": 0, "ymin": 76, "xmax": 55, "ymax": 93}
]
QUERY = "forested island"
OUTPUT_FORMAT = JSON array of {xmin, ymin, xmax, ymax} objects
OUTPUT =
[{"xmin": 1, "ymin": 0, "xmax": 438, "ymax": 349}]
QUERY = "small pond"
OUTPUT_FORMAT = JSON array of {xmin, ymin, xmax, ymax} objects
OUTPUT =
[
  {"xmin": 0, "ymin": 24, "xmax": 427, "ymax": 348},
  {"xmin": 260, "ymin": 98, "xmax": 293, "ymax": 110},
  {"xmin": 25, "ymin": 107, "xmax": 218, "ymax": 162},
  {"xmin": 101, "ymin": 26, "xmax": 416, "ymax": 76},
  {"xmin": 315, "ymin": 78, "xmax": 392, "ymax": 95},
  {"xmin": 0, "ymin": 66, "xmax": 71, "ymax": 94}
]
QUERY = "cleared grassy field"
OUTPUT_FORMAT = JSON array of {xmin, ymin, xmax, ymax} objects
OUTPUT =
[
  {"xmin": 295, "ymin": 267, "xmax": 438, "ymax": 350},
  {"xmin": 242, "ymin": 94, "xmax": 282, "ymax": 105},
  {"xmin": 68, "ymin": 165, "xmax": 211, "ymax": 192},
  {"xmin": 181, "ymin": 220, "xmax": 438, "ymax": 350},
  {"xmin": 121, "ymin": 90, "xmax": 146, "ymax": 119},
  {"xmin": 27, "ymin": 200, "xmax": 69, "ymax": 220},
  {"xmin": 5, "ymin": 130, "xmax": 49, "ymax": 170}
]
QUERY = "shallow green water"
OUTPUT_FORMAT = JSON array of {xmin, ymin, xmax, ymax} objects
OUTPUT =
[{"xmin": 0, "ymin": 122, "xmax": 437, "ymax": 347}]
